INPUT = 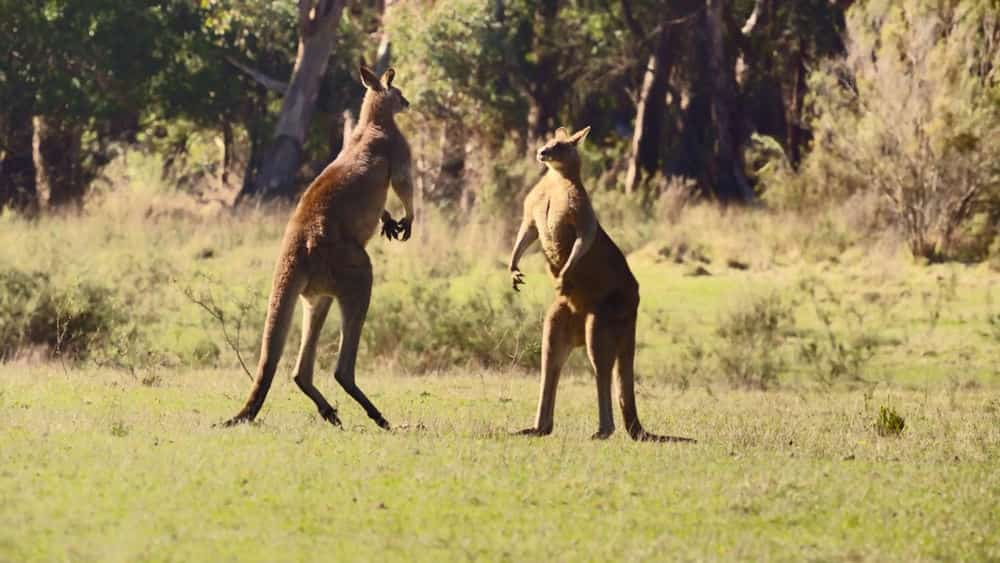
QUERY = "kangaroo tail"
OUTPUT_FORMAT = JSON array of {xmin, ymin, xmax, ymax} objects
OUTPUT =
[
  {"xmin": 616, "ymin": 327, "xmax": 697, "ymax": 444},
  {"xmin": 222, "ymin": 255, "xmax": 304, "ymax": 426}
]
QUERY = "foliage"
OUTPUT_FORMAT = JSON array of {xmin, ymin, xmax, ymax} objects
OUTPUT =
[
  {"xmin": 387, "ymin": 0, "xmax": 630, "ymax": 142},
  {"xmin": 0, "ymin": 268, "xmax": 125, "ymax": 360},
  {"xmin": 0, "ymin": 0, "xmax": 225, "ymax": 201},
  {"xmin": 796, "ymin": 278, "xmax": 880, "ymax": 386},
  {"xmin": 2, "ymin": 172, "xmax": 998, "ymax": 386},
  {"xmin": 874, "ymin": 404, "xmax": 906, "ymax": 437},
  {"xmin": 712, "ymin": 293, "xmax": 794, "ymax": 390},
  {"xmin": 364, "ymin": 280, "xmax": 542, "ymax": 372},
  {"xmin": 786, "ymin": 0, "xmax": 1000, "ymax": 259}
]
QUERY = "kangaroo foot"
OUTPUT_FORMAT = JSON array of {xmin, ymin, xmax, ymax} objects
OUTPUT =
[
  {"xmin": 319, "ymin": 406, "xmax": 342, "ymax": 428},
  {"xmin": 372, "ymin": 414, "xmax": 391, "ymax": 430},
  {"xmin": 513, "ymin": 427, "xmax": 551, "ymax": 437}
]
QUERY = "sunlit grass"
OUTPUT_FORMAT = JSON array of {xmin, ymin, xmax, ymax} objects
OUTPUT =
[
  {"xmin": 1, "ymin": 366, "xmax": 998, "ymax": 561},
  {"xmin": 0, "ymin": 188, "xmax": 995, "ymax": 386},
  {"xmin": 1, "ymin": 182, "xmax": 998, "ymax": 560}
]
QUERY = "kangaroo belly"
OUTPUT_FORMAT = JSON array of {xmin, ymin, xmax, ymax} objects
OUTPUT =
[
  {"xmin": 561, "ymin": 233, "xmax": 639, "ymax": 312},
  {"xmin": 539, "ymin": 221, "xmax": 576, "ymax": 274}
]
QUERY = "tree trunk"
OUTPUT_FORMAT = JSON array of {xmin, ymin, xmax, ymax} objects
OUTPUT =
[
  {"xmin": 36, "ymin": 117, "xmax": 86, "ymax": 209},
  {"xmin": 240, "ymin": 0, "xmax": 346, "ymax": 201},
  {"xmin": 787, "ymin": 38, "xmax": 807, "ymax": 167},
  {"xmin": 740, "ymin": 0, "xmax": 787, "ymax": 146},
  {"xmin": 526, "ymin": 0, "xmax": 561, "ymax": 142},
  {"xmin": 704, "ymin": 0, "xmax": 754, "ymax": 203},
  {"xmin": 221, "ymin": 121, "xmax": 234, "ymax": 190},
  {"xmin": 431, "ymin": 119, "xmax": 467, "ymax": 207},
  {"xmin": 625, "ymin": 25, "xmax": 673, "ymax": 194},
  {"xmin": 0, "ymin": 106, "xmax": 38, "ymax": 214}
]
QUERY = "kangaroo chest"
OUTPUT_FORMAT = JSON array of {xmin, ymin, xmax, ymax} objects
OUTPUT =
[{"xmin": 534, "ymin": 190, "xmax": 579, "ymax": 271}]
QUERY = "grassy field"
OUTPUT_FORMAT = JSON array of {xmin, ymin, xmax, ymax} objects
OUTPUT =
[
  {"xmin": 2, "ymin": 366, "xmax": 999, "ymax": 561},
  {"xmin": 1, "ymin": 184, "xmax": 999, "ymax": 560}
]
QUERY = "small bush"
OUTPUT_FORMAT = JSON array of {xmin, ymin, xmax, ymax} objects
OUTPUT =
[
  {"xmin": 714, "ymin": 293, "xmax": 794, "ymax": 390},
  {"xmin": 364, "ymin": 280, "xmax": 543, "ymax": 372},
  {"xmin": 0, "ymin": 269, "xmax": 126, "ymax": 361},
  {"xmin": 874, "ymin": 405, "xmax": 906, "ymax": 437},
  {"xmin": 987, "ymin": 312, "xmax": 1000, "ymax": 343},
  {"xmin": 796, "ymin": 278, "xmax": 879, "ymax": 385},
  {"xmin": 109, "ymin": 420, "xmax": 130, "ymax": 438}
]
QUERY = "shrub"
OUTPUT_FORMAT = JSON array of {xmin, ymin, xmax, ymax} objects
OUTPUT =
[
  {"xmin": 364, "ymin": 280, "xmax": 543, "ymax": 372},
  {"xmin": 796, "ymin": 278, "xmax": 879, "ymax": 386},
  {"xmin": 0, "ymin": 269, "xmax": 125, "ymax": 361},
  {"xmin": 763, "ymin": 1, "xmax": 1000, "ymax": 260},
  {"xmin": 874, "ymin": 405, "xmax": 906, "ymax": 437},
  {"xmin": 713, "ymin": 293, "xmax": 794, "ymax": 390}
]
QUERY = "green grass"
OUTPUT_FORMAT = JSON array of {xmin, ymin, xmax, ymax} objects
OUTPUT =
[
  {"xmin": 2, "ymin": 366, "xmax": 999, "ymax": 561},
  {"xmin": 2, "ymin": 197, "xmax": 996, "ymax": 386},
  {"xmin": 1, "ymin": 183, "xmax": 999, "ymax": 560}
]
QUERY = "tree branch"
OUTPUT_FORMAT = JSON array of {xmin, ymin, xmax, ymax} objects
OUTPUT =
[{"xmin": 225, "ymin": 56, "xmax": 288, "ymax": 94}]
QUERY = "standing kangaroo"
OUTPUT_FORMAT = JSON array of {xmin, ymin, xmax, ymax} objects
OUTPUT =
[
  {"xmin": 508, "ymin": 126, "xmax": 695, "ymax": 442},
  {"xmin": 223, "ymin": 65, "xmax": 413, "ymax": 429}
]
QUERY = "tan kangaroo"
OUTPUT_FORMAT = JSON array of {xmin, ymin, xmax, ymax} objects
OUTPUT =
[
  {"xmin": 508, "ymin": 126, "xmax": 695, "ymax": 442},
  {"xmin": 223, "ymin": 65, "xmax": 414, "ymax": 429}
]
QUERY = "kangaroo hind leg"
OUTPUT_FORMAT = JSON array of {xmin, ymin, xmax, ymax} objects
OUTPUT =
[
  {"xmin": 517, "ymin": 301, "xmax": 577, "ymax": 436},
  {"xmin": 586, "ymin": 308, "xmax": 620, "ymax": 440},
  {"xmin": 292, "ymin": 295, "xmax": 342, "ymax": 427},
  {"xmin": 330, "ymin": 246, "xmax": 389, "ymax": 430}
]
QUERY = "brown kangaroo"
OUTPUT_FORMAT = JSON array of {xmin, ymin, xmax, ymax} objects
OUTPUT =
[
  {"xmin": 508, "ymin": 126, "xmax": 695, "ymax": 442},
  {"xmin": 223, "ymin": 65, "xmax": 414, "ymax": 429}
]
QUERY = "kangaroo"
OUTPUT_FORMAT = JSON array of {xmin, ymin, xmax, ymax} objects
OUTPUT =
[
  {"xmin": 223, "ymin": 65, "xmax": 414, "ymax": 429},
  {"xmin": 508, "ymin": 126, "xmax": 695, "ymax": 443}
]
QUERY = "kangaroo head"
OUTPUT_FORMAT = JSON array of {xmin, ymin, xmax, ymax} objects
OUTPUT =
[
  {"xmin": 536, "ymin": 126, "xmax": 591, "ymax": 175},
  {"xmin": 359, "ymin": 65, "xmax": 410, "ymax": 121}
]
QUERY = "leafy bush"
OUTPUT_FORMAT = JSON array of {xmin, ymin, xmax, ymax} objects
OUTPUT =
[
  {"xmin": 713, "ymin": 293, "xmax": 794, "ymax": 390},
  {"xmin": 0, "ymin": 269, "xmax": 125, "ymax": 361},
  {"xmin": 364, "ymin": 280, "xmax": 543, "ymax": 372},
  {"xmin": 796, "ymin": 278, "xmax": 879, "ymax": 385},
  {"xmin": 761, "ymin": 1, "xmax": 1000, "ymax": 260}
]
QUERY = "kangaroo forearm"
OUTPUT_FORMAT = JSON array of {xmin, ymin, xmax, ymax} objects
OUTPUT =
[
  {"xmin": 391, "ymin": 169, "xmax": 415, "ymax": 219},
  {"xmin": 509, "ymin": 224, "xmax": 537, "ymax": 270},
  {"xmin": 559, "ymin": 233, "xmax": 594, "ymax": 278}
]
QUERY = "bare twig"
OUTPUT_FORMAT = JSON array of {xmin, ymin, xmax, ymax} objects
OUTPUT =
[{"xmin": 179, "ymin": 275, "xmax": 257, "ymax": 381}]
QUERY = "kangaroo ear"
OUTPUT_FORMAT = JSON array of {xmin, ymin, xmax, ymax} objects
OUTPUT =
[
  {"xmin": 554, "ymin": 127, "xmax": 570, "ymax": 140},
  {"xmin": 568, "ymin": 126, "xmax": 591, "ymax": 145},
  {"xmin": 359, "ymin": 65, "xmax": 383, "ymax": 92},
  {"xmin": 383, "ymin": 68, "xmax": 395, "ymax": 89}
]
